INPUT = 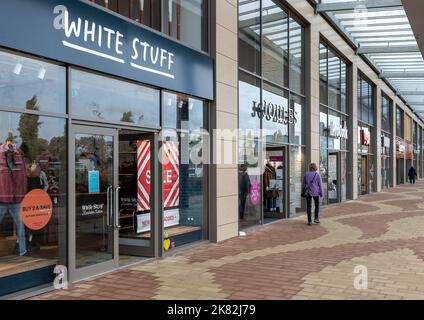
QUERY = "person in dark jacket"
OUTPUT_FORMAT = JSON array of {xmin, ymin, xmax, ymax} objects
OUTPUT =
[
  {"xmin": 238, "ymin": 164, "xmax": 251, "ymax": 220},
  {"xmin": 302, "ymin": 163, "xmax": 324, "ymax": 226},
  {"xmin": 408, "ymin": 166, "xmax": 417, "ymax": 184}
]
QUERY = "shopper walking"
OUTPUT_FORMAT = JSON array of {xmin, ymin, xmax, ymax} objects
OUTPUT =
[
  {"xmin": 408, "ymin": 166, "xmax": 417, "ymax": 184},
  {"xmin": 302, "ymin": 163, "xmax": 324, "ymax": 226}
]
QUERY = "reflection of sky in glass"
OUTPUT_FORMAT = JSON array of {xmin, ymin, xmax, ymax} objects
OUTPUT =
[
  {"xmin": 328, "ymin": 113, "xmax": 341, "ymax": 150},
  {"xmin": 162, "ymin": 91, "xmax": 204, "ymax": 131},
  {"xmin": 262, "ymin": 86, "xmax": 288, "ymax": 139},
  {"xmin": 71, "ymin": 69, "xmax": 160, "ymax": 127},
  {"xmin": 294, "ymin": 102, "xmax": 302, "ymax": 140},
  {"xmin": 0, "ymin": 50, "xmax": 65, "ymax": 114},
  {"xmin": 0, "ymin": 111, "xmax": 65, "ymax": 147},
  {"xmin": 239, "ymin": 80, "xmax": 260, "ymax": 134}
]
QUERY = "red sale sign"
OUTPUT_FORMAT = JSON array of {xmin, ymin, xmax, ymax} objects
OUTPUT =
[
  {"xmin": 137, "ymin": 140, "xmax": 151, "ymax": 211},
  {"xmin": 136, "ymin": 140, "xmax": 179, "ymax": 212},
  {"xmin": 163, "ymin": 141, "xmax": 180, "ymax": 208}
]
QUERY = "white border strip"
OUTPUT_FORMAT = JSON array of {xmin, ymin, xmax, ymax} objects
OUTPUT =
[
  {"xmin": 62, "ymin": 41, "xmax": 125, "ymax": 64},
  {"xmin": 130, "ymin": 62, "xmax": 175, "ymax": 79}
]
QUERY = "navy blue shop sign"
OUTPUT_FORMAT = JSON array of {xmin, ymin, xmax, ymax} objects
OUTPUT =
[{"xmin": 0, "ymin": 0, "xmax": 214, "ymax": 100}]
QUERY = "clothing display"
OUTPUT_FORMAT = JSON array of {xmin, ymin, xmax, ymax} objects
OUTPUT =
[
  {"xmin": 0, "ymin": 141, "xmax": 28, "ymax": 255},
  {"xmin": 263, "ymin": 163, "xmax": 279, "ymax": 211},
  {"xmin": 0, "ymin": 143, "xmax": 27, "ymax": 203}
]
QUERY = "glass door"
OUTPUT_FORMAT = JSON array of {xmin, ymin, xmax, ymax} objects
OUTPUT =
[
  {"xmin": 118, "ymin": 131, "xmax": 157, "ymax": 257},
  {"xmin": 328, "ymin": 152, "xmax": 339, "ymax": 203},
  {"xmin": 361, "ymin": 155, "xmax": 368, "ymax": 195},
  {"xmin": 263, "ymin": 146, "xmax": 286, "ymax": 221},
  {"xmin": 69, "ymin": 125, "xmax": 119, "ymax": 282}
]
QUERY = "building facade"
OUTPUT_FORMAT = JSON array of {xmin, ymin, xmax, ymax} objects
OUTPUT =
[{"xmin": 0, "ymin": 0, "xmax": 423, "ymax": 298}]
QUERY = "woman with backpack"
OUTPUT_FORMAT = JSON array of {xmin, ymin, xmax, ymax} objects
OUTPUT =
[{"xmin": 302, "ymin": 163, "xmax": 324, "ymax": 226}]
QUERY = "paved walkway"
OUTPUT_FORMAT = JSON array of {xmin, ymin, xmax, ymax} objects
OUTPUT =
[{"xmin": 34, "ymin": 181, "xmax": 424, "ymax": 300}]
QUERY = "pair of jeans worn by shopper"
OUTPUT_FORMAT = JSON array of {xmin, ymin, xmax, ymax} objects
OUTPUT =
[{"xmin": 302, "ymin": 170, "xmax": 324, "ymax": 225}]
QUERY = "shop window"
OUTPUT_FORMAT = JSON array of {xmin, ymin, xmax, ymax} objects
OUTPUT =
[
  {"xmin": 162, "ymin": 91, "xmax": 206, "ymax": 250},
  {"xmin": 162, "ymin": 0, "xmax": 208, "ymax": 51},
  {"xmin": 328, "ymin": 111, "xmax": 341, "ymax": 150},
  {"xmin": 396, "ymin": 107, "xmax": 404, "ymax": 138},
  {"xmin": 289, "ymin": 17, "xmax": 304, "ymax": 94},
  {"xmin": 319, "ymin": 44, "xmax": 328, "ymax": 106},
  {"xmin": 358, "ymin": 75, "xmax": 375, "ymax": 126},
  {"xmin": 129, "ymin": 0, "xmax": 161, "ymax": 30},
  {"xmin": 328, "ymin": 51, "xmax": 340, "ymax": 110},
  {"xmin": 289, "ymin": 146, "xmax": 304, "ymax": 215},
  {"xmin": 93, "ymin": 1, "xmax": 207, "ymax": 51},
  {"xmin": 319, "ymin": 148, "xmax": 328, "ymax": 206},
  {"xmin": 340, "ymin": 62, "xmax": 347, "ymax": 113},
  {"xmin": 341, "ymin": 152, "xmax": 347, "ymax": 201},
  {"xmin": 238, "ymin": 72, "xmax": 261, "ymax": 228},
  {"xmin": 0, "ymin": 50, "xmax": 66, "ymax": 114},
  {"xmin": 262, "ymin": 82, "xmax": 289, "ymax": 144},
  {"xmin": 382, "ymin": 95, "xmax": 391, "ymax": 133},
  {"xmin": 369, "ymin": 155, "xmax": 376, "ymax": 193},
  {"xmin": 238, "ymin": 0, "xmax": 261, "ymax": 75},
  {"xmin": 71, "ymin": 69, "xmax": 160, "ymax": 128},
  {"xmin": 320, "ymin": 43, "xmax": 348, "ymax": 113},
  {"xmin": 262, "ymin": 0, "xmax": 289, "ymax": 88},
  {"xmin": 0, "ymin": 111, "xmax": 66, "ymax": 296},
  {"xmin": 357, "ymin": 155, "xmax": 362, "ymax": 195},
  {"xmin": 289, "ymin": 94, "xmax": 303, "ymax": 145},
  {"xmin": 320, "ymin": 109, "xmax": 328, "ymax": 150}
]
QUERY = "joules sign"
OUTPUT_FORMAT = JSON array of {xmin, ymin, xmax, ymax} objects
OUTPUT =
[
  {"xmin": 251, "ymin": 100, "xmax": 298, "ymax": 124},
  {"xmin": 0, "ymin": 0, "xmax": 214, "ymax": 100}
]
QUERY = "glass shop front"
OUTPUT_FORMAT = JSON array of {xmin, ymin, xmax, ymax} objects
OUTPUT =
[{"xmin": 0, "ymin": 0, "xmax": 213, "ymax": 297}]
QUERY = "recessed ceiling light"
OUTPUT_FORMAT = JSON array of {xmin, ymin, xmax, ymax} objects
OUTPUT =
[
  {"xmin": 13, "ymin": 63, "xmax": 22, "ymax": 75},
  {"xmin": 38, "ymin": 67, "xmax": 46, "ymax": 80}
]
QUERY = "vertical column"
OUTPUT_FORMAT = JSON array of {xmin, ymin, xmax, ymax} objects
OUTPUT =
[
  {"xmin": 210, "ymin": 0, "xmax": 239, "ymax": 242},
  {"xmin": 375, "ymin": 86, "xmax": 382, "ymax": 192},
  {"xmin": 351, "ymin": 66, "xmax": 358, "ymax": 199}
]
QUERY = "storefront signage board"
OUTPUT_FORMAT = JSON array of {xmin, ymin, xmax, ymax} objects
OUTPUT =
[{"xmin": 0, "ymin": 0, "xmax": 214, "ymax": 100}]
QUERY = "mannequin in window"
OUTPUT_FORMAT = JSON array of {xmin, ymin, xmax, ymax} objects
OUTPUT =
[
  {"xmin": 238, "ymin": 164, "xmax": 250, "ymax": 220},
  {"xmin": 263, "ymin": 162, "xmax": 279, "ymax": 212},
  {"xmin": 0, "ymin": 132, "xmax": 27, "ymax": 256}
]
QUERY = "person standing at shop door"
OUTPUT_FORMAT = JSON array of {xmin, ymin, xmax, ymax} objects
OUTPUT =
[
  {"xmin": 408, "ymin": 166, "xmax": 417, "ymax": 184},
  {"xmin": 263, "ymin": 162, "xmax": 279, "ymax": 212},
  {"xmin": 302, "ymin": 163, "xmax": 324, "ymax": 226},
  {"xmin": 238, "ymin": 164, "xmax": 250, "ymax": 220}
]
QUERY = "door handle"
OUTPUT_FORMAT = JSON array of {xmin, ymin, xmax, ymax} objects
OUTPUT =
[
  {"xmin": 115, "ymin": 186, "xmax": 121, "ymax": 229},
  {"xmin": 106, "ymin": 185, "xmax": 113, "ymax": 227}
]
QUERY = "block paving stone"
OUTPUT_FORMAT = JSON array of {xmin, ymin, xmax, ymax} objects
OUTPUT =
[{"xmin": 33, "ymin": 181, "xmax": 424, "ymax": 300}]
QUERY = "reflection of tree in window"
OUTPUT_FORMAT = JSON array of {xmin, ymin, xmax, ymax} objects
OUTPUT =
[
  {"xmin": 121, "ymin": 111, "xmax": 134, "ymax": 123},
  {"xmin": 18, "ymin": 95, "xmax": 45, "ymax": 162}
]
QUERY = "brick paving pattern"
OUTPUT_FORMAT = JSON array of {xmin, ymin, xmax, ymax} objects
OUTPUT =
[{"xmin": 34, "ymin": 181, "xmax": 424, "ymax": 300}]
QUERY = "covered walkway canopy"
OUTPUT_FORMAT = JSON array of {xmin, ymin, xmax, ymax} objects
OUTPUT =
[{"xmin": 312, "ymin": 0, "xmax": 424, "ymax": 121}]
